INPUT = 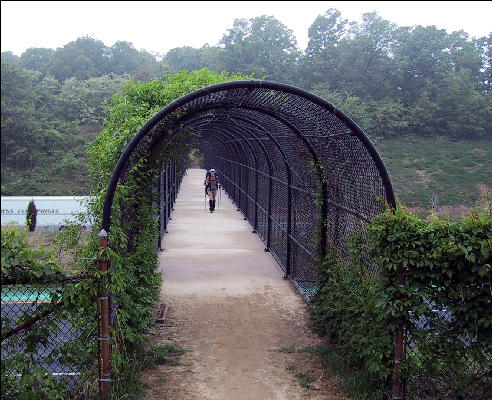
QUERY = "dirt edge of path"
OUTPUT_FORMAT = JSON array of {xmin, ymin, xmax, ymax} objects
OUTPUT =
[{"xmin": 142, "ymin": 289, "xmax": 349, "ymax": 400}]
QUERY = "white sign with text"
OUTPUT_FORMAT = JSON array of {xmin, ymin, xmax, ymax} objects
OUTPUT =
[{"xmin": 1, "ymin": 196, "xmax": 93, "ymax": 228}]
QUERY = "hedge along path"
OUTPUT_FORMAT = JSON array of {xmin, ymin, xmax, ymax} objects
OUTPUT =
[{"xmin": 142, "ymin": 169, "xmax": 349, "ymax": 400}]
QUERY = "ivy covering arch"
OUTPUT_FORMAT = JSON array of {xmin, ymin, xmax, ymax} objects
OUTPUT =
[
  {"xmin": 102, "ymin": 81, "xmax": 395, "ymax": 296},
  {"xmin": 101, "ymin": 80, "xmax": 395, "ymax": 297}
]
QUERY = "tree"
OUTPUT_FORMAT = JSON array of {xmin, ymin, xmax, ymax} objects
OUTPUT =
[
  {"xmin": 306, "ymin": 8, "xmax": 348, "ymax": 56},
  {"xmin": 311, "ymin": 83, "xmax": 409, "ymax": 137},
  {"xmin": 50, "ymin": 36, "xmax": 109, "ymax": 81},
  {"xmin": 434, "ymin": 69, "xmax": 491, "ymax": 137},
  {"xmin": 107, "ymin": 41, "xmax": 141, "ymax": 75},
  {"xmin": 59, "ymin": 74, "xmax": 128, "ymax": 126},
  {"xmin": 1, "ymin": 51, "xmax": 20, "ymax": 64},
  {"xmin": 302, "ymin": 11, "xmax": 401, "ymax": 99},
  {"xmin": 20, "ymin": 47, "xmax": 55, "ymax": 75},
  {"xmin": 199, "ymin": 44, "xmax": 223, "ymax": 72},
  {"xmin": 161, "ymin": 44, "xmax": 225, "ymax": 75},
  {"xmin": 447, "ymin": 30, "xmax": 483, "ymax": 76},
  {"xmin": 26, "ymin": 200, "xmax": 37, "ymax": 231},
  {"xmin": 335, "ymin": 12, "xmax": 399, "ymax": 99},
  {"xmin": 219, "ymin": 15, "xmax": 300, "ymax": 82},
  {"xmin": 163, "ymin": 46, "xmax": 204, "ymax": 72},
  {"xmin": 1, "ymin": 57, "xmax": 120, "ymax": 196},
  {"xmin": 392, "ymin": 25, "xmax": 452, "ymax": 104},
  {"xmin": 477, "ymin": 33, "xmax": 492, "ymax": 91},
  {"xmin": 302, "ymin": 8, "xmax": 348, "ymax": 88},
  {"xmin": 1, "ymin": 59, "xmax": 40, "ymax": 169}
]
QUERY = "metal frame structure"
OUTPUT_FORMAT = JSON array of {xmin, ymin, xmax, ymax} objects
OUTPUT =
[
  {"xmin": 102, "ymin": 80, "xmax": 395, "ymax": 297},
  {"xmin": 97, "ymin": 80, "xmax": 398, "ymax": 397}
]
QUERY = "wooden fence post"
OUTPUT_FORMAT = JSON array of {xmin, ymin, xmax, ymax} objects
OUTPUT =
[{"xmin": 98, "ymin": 229, "xmax": 111, "ymax": 397}]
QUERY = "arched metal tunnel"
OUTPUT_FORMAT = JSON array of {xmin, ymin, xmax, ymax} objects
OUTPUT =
[{"xmin": 102, "ymin": 81, "xmax": 396, "ymax": 298}]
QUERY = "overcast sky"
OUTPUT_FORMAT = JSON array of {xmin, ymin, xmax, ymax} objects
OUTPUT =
[{"xmin": 1, "ymin": 1, "xmax": 491, "ymax": 57}]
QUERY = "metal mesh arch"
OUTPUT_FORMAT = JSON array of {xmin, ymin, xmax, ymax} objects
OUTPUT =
[{"xmin": 102, "ymin": 80, "xmax": 395, "ymax": 298}]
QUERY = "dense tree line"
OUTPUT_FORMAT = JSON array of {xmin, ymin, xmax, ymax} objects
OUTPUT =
[
  {"xmin": 1, "ymin": 58, "xmax": 130, "ymax": 195},
  {"xmin": 2, "ymin": 36, "xmax": 159, "ymax": 81},
  {"xmin": 1, "ymin": 9, "xmax": 491, "ymax": 197},
  {"xmin": 162, "ymin": 10, "xmax": 491, "ymax": 139}
]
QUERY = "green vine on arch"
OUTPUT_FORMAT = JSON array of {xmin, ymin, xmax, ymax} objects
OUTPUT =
[{"xmin": 84, "ymin": 68, "xmax": 256, "ymax": 396}]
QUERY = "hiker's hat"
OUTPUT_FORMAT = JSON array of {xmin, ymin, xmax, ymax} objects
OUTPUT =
[{"xmin": 210, "ymin": 168, "xmax": 215, "ymax": 172}]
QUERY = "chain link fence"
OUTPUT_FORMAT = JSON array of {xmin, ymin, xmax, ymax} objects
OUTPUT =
[
  {"xmin": 405, "ymin": 290, "xmax": 491, "ymax": 399},
  {"xmin": 1, "ymin": 277, "xmax": 97, "ymax": 398}
]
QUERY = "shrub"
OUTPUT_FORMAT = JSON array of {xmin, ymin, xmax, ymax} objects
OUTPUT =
[
  {"xmin": 1, "ymin": 224, "xmax": 65, "ymax": 283},
  {"xmin": 26, "ymin": 200, "xmax": 37, "ymax": 231},
  {"xmin": 311, "ymin": 203, "xmax": 492, "ymax": 399}
]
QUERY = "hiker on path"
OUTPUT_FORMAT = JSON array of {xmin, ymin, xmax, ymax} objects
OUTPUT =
[{"xmin": 204, "ymin": 169, "xmax": 219, "ymax": 212}]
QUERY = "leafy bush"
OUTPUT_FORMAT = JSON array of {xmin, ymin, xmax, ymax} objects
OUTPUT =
[
  {"xmin": 1, "ymin": 224, "xmax": 65, "ymax": 283},
  {"xmin": 369, "ymin": 204, "xmax": 491, "ymax": 399},
  {"xmin": 310, "ymin": 247, "xmax": 393, "ymax": 399},
  {"xmin": 311, "ymin": 203, "xmax": 492, "ymax": 399}
]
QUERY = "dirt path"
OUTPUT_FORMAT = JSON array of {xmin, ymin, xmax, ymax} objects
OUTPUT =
[{"xmin": 143, "ymin": 169, "xmax": 348, "ymax": 400}]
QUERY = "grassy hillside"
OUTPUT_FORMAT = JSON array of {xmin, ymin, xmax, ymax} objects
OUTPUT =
[
  {"xmin": 2, "ymin": 135, "xmax": 489, "ymax": 217},
  {"xmin": 375, "ymin": 135, "xmax": 491, "ymax": 211}
]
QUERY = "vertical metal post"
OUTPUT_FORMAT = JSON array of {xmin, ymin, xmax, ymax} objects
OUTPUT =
[
  {"xmin": 170, "ymin": 162, "xmax": 174, "ymax": 208},
  {"xmin": 224, "ymin": 157, "xmax": 229, "ymax": 191},
  {"xmin": 169, "ymin": 163, "xmax": 172, "ymax": 216},
  {"xmin": 334, "ymin": 185, "xmax": 341, "ymax": 247},
  {"xmin": 285, "ymin": 173, "xmax": 292, "ymax": 279},
  {"xmin": 98, "ymin": 229, "xmax": 111, "ymax": 397},
  {"xmin": 318, "ymin": 162, "xmax": 328, "ymax": 261},
  {"xmin": 171, "ymin": 162, "xmax": 175, "ymax": 207},
  {"xmin": 291, "ymin": 193, "xmax": 297, "ymax": 277},
  {"xmin": 159, "ymin": 168, "xmax": 164, "ymax": 248},
  {"xmin": 164, "ymin": 169, "xmax": 169, "ymax": 232},
  {"xmin": 244, "ymin": 163, "xmax": 249, "ymax": 219},
  {"xmin": 236, "ymin": 161, "xmax": 240, "ymax": 206},
  {"xmin": 229, "ymin": 158, "xmax": 233, "ymax": 196},
  {"xmin": 223, "ymin": 158, "xmax": 228, "ymax": 194},
  {"xmin": 392, "ymin": 263, "xmax": 406, "ymax": 400},
  {"xmin": 237, "ymin": 161, "xmax": 243, "ymax": 211},
  {"xmin": 219, "ymin": 157, "xmax": 224, "ymax": 185},
  {"xmin": 169, "ymin": 163, "xmax": 173, "ymax": 209},
  {"xmin": 265, "ymin": 174, "xmax": 273, "ymax": 252},
  {"xmin": 233, "ymin": 159, "xmax": 237, "ymax": 204},
  {"xmin": 253, "ymin": 166, "xmax": 259, "ymax": 232},
  {"xmin": 96, "ymin": 262, "xmax": 102, "ymax": 397},
  {"xmin": 175, "ymin": 161, "xmax": 178, "ymax": 200},
  {"xmin": 165, "ymin": 165, "xmax": 170, "ymax": 224},
  {"xmin": 176, "ymin": 163, "xmax": 179, "ymax": 197},
  {"xmin": 228, "ymin": 157, "xmax": 233, "ymax": 199}
]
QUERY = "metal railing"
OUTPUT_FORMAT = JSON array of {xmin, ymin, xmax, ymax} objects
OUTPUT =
[{"xmin": 157, "ymin": 160, "xmax": 185, "ymax": 251}]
